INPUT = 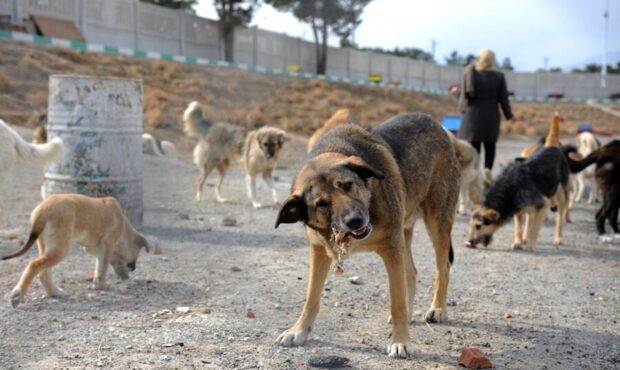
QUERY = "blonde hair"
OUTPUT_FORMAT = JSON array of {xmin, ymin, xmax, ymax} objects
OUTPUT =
[{"xmin": 475, "ymin": 49, "xmax": 496, "ymax": 71}]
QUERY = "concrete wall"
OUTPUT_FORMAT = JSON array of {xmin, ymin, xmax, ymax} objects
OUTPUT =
[{"xmin": 3, "ymin": 0, "xmax": 620, "ymax": 99}]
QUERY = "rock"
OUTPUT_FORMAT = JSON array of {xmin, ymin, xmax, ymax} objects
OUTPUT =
[
  {"xmin": 84, "ymin": 271, "xmax": 95, "ymax": 282},
  {"xmin": 246, "ymin": 308, "xmax": 255, "ymax": 318},
  {"xmin": 193, "ymin": 306, "xmax": 211, "ymax": 314},
  {"xmin": 348, "ymin": 276, "xmax": 362, "ymax": 285},
  {"xmin": 308, "ymin": 355, "xmax": 350, "ymax": 368},
  {"xmin": 230, "ymin": 266, "xmax": 242, "ymax": 272},
  {"xmin": 152, "ymin": 244, "xmax": 163, "ymax": 255},
  {"xmin": 222, "ymin": 216, "xmax": 237, "ymax": 227},
  {"xmin": 178, "ymin": 213, "xmax": 190, "ymax": 220},
  {"xmin": 503, "ymin": 311, "xmax": 513, "ymax": 319},
  {"xmin": 458, "ymin": 348, "xmax": 492, "ymax": 369},
  {"xmin": 175, "ymin": 306, "xmax": 190, "ymax": 313}
]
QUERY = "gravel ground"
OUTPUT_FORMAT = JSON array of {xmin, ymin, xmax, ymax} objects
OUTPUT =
[{"xmin": 0, "ymin": 130, "xmax": 618, "ymax": 369}]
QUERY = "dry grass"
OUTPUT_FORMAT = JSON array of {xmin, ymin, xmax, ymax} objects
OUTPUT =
[{"xmin": 0, "ymin": 40, "xmax": 618, "ymax": 153}]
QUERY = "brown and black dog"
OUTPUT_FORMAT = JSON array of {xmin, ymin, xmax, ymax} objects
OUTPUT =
[
  {"xmin": 566, "ymin": 140, "xmax": 620, "ymax": 242},
  {"xmin": 275, "ymin": 113, "xmax": 460, "ymax": 358}
]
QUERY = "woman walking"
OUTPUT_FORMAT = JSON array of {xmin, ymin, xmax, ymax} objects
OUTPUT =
[{"xmin": 458, "ymin": 49, "xmax": 514, "ymax": 172}]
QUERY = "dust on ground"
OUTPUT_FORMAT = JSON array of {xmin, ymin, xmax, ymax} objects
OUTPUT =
[{"xmin": 0, "ymin": 126, "xmax": 618, "ymax": 369}]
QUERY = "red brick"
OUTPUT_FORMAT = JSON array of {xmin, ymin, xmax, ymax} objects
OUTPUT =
[{"xmin": 458, "ymin": 348, "xmax": 492, "ymax": 369}]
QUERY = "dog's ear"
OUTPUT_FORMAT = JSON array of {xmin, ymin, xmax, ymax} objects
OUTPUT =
[
  {"xmin": 343, "ymin": 156, "xmax": 385, "ymax": 180},
  {"xmin": 279, "ymin": 133, "xmax": 290, "ymax": 144},
  {"xmin": 275, "ymin": 194, "xmax": 306, "ymax": 228},
  {"xmin": 135, "ymin": 234, "xmax": 150, "ymax": 253},
  {"xmin": 482, "ymin": 209, "xmax": 500, "ymax": 224}
]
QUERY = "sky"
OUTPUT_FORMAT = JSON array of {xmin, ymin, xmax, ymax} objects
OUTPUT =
[{"xmin": 195, "ymin": 0, "xmax": 620, "ymax": 72}]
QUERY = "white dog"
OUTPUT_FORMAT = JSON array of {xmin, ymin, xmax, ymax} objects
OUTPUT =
[
  {"xmin": 453, "ymin": 138, "xmax": 486, "ymax": 214},
  {"xmin": 442, "ymin": 127, "xmax": 486, "ymax": 214},
  {"xmin": 0, "ymin": 119, "xmax": 64, "ymax": 211},
  {"xmin": 573, "ymin": 131, "xmax": 600, "ymax": 204},
  {"xmin": 142, "ymin": 133, "xmax": 178, "ymax": 159}
]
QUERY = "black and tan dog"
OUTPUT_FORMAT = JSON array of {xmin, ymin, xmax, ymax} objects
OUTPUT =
[
  {"xmin": 274, "ymin": 113, "xmax": 459, "ymax": 358},
  {"xmin": 466, "ymin": 146, "xmax": 570, "ymax": 250}
]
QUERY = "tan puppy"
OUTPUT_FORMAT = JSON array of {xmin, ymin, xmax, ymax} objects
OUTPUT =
[
  {"xmin": 2, "ymin": 194, "xmax": 149, "ymax": 307},
  {"xmin": 184, "ymin": 102, "xmax": 288, "ymax": 208}
]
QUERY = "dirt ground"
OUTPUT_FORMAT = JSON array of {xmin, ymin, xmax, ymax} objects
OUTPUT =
[{"xmin": 0, "ymin": 126, "xmax": 618, "ymax": 369}]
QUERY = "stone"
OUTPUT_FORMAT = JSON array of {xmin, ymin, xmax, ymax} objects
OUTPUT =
[
  {"xmin": 246, "ymin": 308, "xmax": 255, "ymax": 318},
  {"xmin": 84, "ymin": 271, "xmax": 95, "ymax": 282},
  {"xmin": 178, "ymin": 213, "xmax": 190, "ymax": 220},
  {"xmin": 152, "ymin": 244, "xmax": 163, "ymax": 255},
  {"xmin": 193, "ymin": 306, "xmax": 211, "ymax": 314},
  {"xmin": 222, "ymin": 217, "xmax": 237, "ymax": 227},
  {"xmin": 348, "ymin": 276, "xmax": 362, "ymax": 285},
  {"xmin": 308, "ymin": 355, "xmax": 350, "ymax": 368},
  {"xmin": 503, "ymin": 311, "xmax": 513, "ymax": 319},
  {"xmin": 458, "ymin": 348, "xmax": 492, "ymax": 369}
]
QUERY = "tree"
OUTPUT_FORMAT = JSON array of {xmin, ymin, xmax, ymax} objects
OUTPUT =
[
  {"xmin": 214, "ymin": 0, "xmax": 259, "ymax": 63},
  {"xmin": 445, "ymin": 50, "xmax": 474, "ymax": 66},
  {"xmin": 500, "ymin": 57, "xmax": 514, "ymax": 71},
  {"xmin": 333, "ymin": 0, "xmax": 372, "ymax": 47},
  {"xmin": 140, "ymin": 0, "xmax": 197, "ymax": 11},
  {"xmin": 266, "ymin": 0, "xmax": 372, "ymax": 74},
  {"xmin": 572, "ymin": 62, "xmax": 620, "ymax": 74},
  {"xmin": 357, "ymin": 46, "xmax": 434, "ymax": 62}
]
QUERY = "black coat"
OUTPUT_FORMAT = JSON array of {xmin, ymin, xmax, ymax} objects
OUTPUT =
[{"xmin": 458, "ymin": 69, "xmax": 513, "ymax": 143}]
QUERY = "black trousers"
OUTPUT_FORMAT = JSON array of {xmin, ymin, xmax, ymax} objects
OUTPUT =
[{"xmin": 470, "ymin": 141, "xmax": 496, "ymax": 170}]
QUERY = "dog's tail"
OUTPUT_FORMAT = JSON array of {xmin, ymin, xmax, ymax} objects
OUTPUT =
[
  {"xmin": 544, "ymin": 112, "xmax": 562, "ymax": 147},
  {"xmin": 183, "ymin": 101, "xmax": 211, "ymax": 139},
  {"xmin": 1, "ymin": 218, "xmax": 45, "ymax": 260},
  {"xmin": 322, "ymin": 109, "xmax": 350, "ymax": 131},
  {"xmin": 161, "ymin": 141, "xmax": 178, "ymax": 158},
  {"xmin": 2, "ymin": 119, "xmax": 64, "ymax": 164},
  {"xmin": 563, "ymin": 145, "xmax": 599, "ymax": 173},
  {"xmin": 307, "ymin": 108, "xmax": 350, "ymax": 152},
  {"xmin": 142, "ymin": 133, "xmax": 164, "ymax": 157}
]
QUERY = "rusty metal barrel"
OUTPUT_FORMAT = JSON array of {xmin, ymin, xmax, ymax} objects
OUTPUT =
[{"xmin": 44, "ymin": 75, "xmax": 144, "ymax": 227}]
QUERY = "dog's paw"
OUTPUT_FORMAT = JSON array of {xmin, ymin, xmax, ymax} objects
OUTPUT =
[
  {"xmin": 424, "ymin": 307, "xmax": 447, "ymax": 323},
  {"xmin": 9, "ymin": 289, "xmax": 23, "ymax": 308},
  {"xmin": 386, "ymin": 340, "xmax": 414, "ymax": 359},
  {"xmin": 216, "ymin": 197, "xmax": 229, "ymax": 203},
  {"xmin": 91, "ymin": 280, "xmax": 109, "ymax": 291},
  {"xmin": 512, "ymin": 242, "xmax": 523, "ymax": 250},
  {"xmin": 275, "ymin": 328, "xmax": 309, "ymax": 347},
  {"xmin": 195, "ymin": 192, "xmax": 202, "ymax": 202},
  {"xmin": 457, "ymin": 206, "xmax": 467, "ymax": 215},
  {"xmin": 599, "ymin": 235, "xmax": 614, "ymax": 244},
  {"xmin": 48, "ymin": 288, "xmax": 67, "ymax": 299},
  {"xmin": 553, "ymin": 237, "xmax": 562, "ymax": 246}
]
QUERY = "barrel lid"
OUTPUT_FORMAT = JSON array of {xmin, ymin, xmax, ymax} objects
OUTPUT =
[{"xmin": 50, "ymin": 74, "xmax": 143, "ymax": 83}]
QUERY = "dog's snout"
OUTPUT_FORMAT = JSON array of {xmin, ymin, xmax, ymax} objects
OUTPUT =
[
  {"xmin": 345, "ymin": 216, "xmax": 364, "ymax": 230},
  {"xmin": 127, "ymin": 261, "xmax": 136, "ymax": 271}
]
